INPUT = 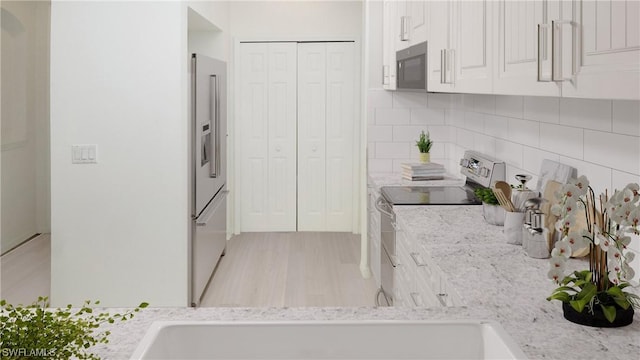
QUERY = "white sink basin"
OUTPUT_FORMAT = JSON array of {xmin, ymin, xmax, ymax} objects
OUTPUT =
[{"xmin": 130, "ymin": 320, "xmax": 527, "ymax": 359}]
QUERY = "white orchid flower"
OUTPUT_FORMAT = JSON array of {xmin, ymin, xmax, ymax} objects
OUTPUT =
[
  {"xmin": 593, "ymin": 231, "xmax": 612, "ymax": 252},
  {"xmin": 570, "ymin": 175, "xmax": 590, "ymax": 194},
  {"xmin": 608, "ymin": 270, "xmax": 621, "ymax": 286},
  {"xmin": 565, "ymin": 231, "xmax": 588, "ymax": 252},
  {"xmin": 621, "ymin": 263, "xmax": 636, "ymax": 282},
  {"xmin": 607, "ymin": 247, "xmax": 622, "ymax": 263},
  {"xmin": 624, "ymin": 183, "xmax": 640, "ymax": 201},
  {"xmin": 551, "ymin": 240, "xmax": 572, "ymax": 258},
  {"xmin": 561, "ymin": 184, "xmax": 581, "ymax": 200},
  {"xmin": 549, "ymin": 256, "xmax": 567, "ymax": 272},
  {"xmin": 548, "ymin": 268, "xmax": 564, "ymax": 284},
  {"xmin": 625, "ymin": 251, "xmax": 635, "ymax": 263}
]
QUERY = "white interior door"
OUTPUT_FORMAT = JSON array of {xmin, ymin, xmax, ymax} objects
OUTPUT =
[
  {"xmin": 298, "ymin": 42, "xmax": 355, "ymax": 232},
  {"xmin": 239, "ymin": 43, "xmax": 297, "ymax": 231}
]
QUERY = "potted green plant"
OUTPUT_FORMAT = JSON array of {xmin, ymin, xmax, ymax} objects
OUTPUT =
[
  {"xmin": 415, "ymin": 130, "xmax": 433, "ymax": 163},
  {"xmin": 0, "ymin": 296, "xmax": 148, "ymax": 359},
  {"xmin": 547, "ymin": 176, "xmax": 639, "ymax": 327},
  {"xmin": 474, "ymin": 187, "xmax": 505, "ymax": 226}
]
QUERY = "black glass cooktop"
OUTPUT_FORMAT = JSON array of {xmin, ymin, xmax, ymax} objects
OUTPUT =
[{"xmin": 380, "ymin": 186, "xmax": 482, "ymax": 205}]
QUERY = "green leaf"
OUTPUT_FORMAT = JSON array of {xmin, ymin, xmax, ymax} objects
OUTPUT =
[
  {"xmin": 551, "ymin": 286, "xmax": 578, "ymax": 294},
  {"xmin": 547, "ymin": 292, "xmax": 571, "ymax": 302},
  {"xmin": 576, "ymin": 282, "xmax": 597, "ymax": 301},
  {"xmin": 600, "ymin": 304, "xmax": 617, "ymax": 323},
  {"xmin": 570, "ymin": 299, "xmax": 587, "ymax": 313},
  {"xmin": 614, "ymin": 297, "xmax": 630, "ymax": 310},
  {"xmin": 606, "ymin": 286, "xmax": 624, "ymax": 297},
  {"xmin": 139, "ymin": 302, "xmax": 149, "ymax": 308}
]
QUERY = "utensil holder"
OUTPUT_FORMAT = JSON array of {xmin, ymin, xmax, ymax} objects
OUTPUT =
[{"xmin": 505, "ymin": 212, "xmax": 525, "ymax": 245}]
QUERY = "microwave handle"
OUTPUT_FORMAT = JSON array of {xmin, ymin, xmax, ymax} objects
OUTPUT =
[{"xmin": 209, "ymin": 74, "xmax": 220, "ymax": 178}]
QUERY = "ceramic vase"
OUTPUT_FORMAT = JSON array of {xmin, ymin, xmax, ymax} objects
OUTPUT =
[{"xmin": 419, "ymin": 152, "xmax": 430, "ymax": 163}]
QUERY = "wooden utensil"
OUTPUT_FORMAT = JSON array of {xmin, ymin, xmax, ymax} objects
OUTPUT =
[
  {"xmin": 493, "ymin": 187, "xmax": 516, "ymax": 212},
  {"xmin": 494, "ymin": 181, "xmax": 512, "ymax": 199}
]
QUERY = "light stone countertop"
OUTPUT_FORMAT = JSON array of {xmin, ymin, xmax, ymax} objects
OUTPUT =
[{"xmin": 93, "ymin": 173, "xmax": 638, "ymax": 359}]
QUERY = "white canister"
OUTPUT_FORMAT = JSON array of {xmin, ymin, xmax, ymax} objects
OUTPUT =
[{"xmin": 504, "ymin": 212, "xmax": 525, "ymax": 245}]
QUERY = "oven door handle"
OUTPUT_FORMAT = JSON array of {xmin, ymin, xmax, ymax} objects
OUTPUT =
[{"xmin": 375, "ymin": 196, "xmax": 394, "ymax": 219}]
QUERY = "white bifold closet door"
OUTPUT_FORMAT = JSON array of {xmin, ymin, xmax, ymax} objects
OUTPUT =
[
  {"xmin": 297, "ymin": 42, "xmax": 354, "ymax": 231},
  {"xmin": 239, "ymin": 43, "xmax": 297, "ymax": 231},
  {"xmin": 238, "ymin": 42, "xmax": 354, "ymax": 232}
]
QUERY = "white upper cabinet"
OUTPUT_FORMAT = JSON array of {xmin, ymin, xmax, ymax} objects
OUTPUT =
[
  {"xmin": 494, "ymin": 0, "xmax": 562, "ymax": 96},
  {"xmin": 561, "ymin": 0, "xmax": 640, "ymax": 100},
  {"xmin": 427, "ymin": 0, "xmax": 493, "ymax": 94},
  {"xmin": 427, "ymin": 0, "xmax": 455, "ymax": 92},
  {"xmin": 407, "ymin": 1, "xmax": 428, "ymax": 46},
  {"xmin": 382, "ymin": 0, "xmax": 397, "ymax": 90},
  {"xmin": 454, "ymin": 0, "xmax": 494, "ymax": 93}
]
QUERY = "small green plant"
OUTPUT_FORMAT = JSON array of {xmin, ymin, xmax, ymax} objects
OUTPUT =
[
  {"xmin": 474, "ymin": 187, "xmax": 499, "ymax": 205},
  {"xmin": 415, "ymin": 131, "xmax": 433, "ymax": 153},
  {"xmin": 0, "ymin": 296, "xmax": 148, "ymax": 360}
]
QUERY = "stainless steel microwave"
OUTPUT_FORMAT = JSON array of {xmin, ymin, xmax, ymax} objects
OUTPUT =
[{"xmin": 396, "ymin": 41, "xmax": 428, "ymax": 91}]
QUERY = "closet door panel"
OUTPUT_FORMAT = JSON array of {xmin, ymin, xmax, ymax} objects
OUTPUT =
[
  {"xmin": 297, "ymin": 43, "xmax": 328, "ymax": 231},
  {"xmin": 325, "ymin": 43, "xmax": 354, "ymax": 231}
]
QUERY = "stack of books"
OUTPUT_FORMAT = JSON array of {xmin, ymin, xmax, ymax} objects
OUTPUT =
[{"xmin": 401, "ymin": 162, "xmax": 446, "ymax": 181}]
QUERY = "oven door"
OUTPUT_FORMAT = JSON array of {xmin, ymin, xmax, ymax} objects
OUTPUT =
[
  {"xmin": 396, "ymin": 42, "xmax": 428, "ymax": 91},
  {"xmin": 375, "ymin": 196, "xmax": 396, "ymax": 306}
]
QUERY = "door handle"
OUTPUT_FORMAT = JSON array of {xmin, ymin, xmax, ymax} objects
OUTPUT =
[
  {"xmin": 551, "ymin": 20, "xmax": 574, "ymax": 82},
  {"xmin": 374, "ymin": 196, "xmax": 394, "ymax": 219},
  {"xmin": 209, "ymin": 75, "xmax": 221, "ymax": 178},
  {"xmin": 537, "ymin": 23, "xmax": 551, "ymax": 82},
  {"xmin": 196, "ymin": 190, "xmax": 229, "ymax": 226}
]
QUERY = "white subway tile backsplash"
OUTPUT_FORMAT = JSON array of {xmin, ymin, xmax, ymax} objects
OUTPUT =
[
  {"xmin": 367, "ymin": 89, "xmax": 393, "ymax": 108},
  {"xmin": 410, "ymin": 108, "xmax": 445, "ymax": 125},
  {"xmin": 495, "ymin": 95, "xmax": 524, "ymax": 119},
  {"xmin": 428, "ymin": 93, "xmax": 453, "ymax": 109},
  {"xmin": 375, "ymin": 142, "xmax": 411, "ymax": 159},
  {"xmin": 472, "ymin": 94, "xmax": 496, "ymax": 114},
  {"xmin": 368, "ymin": 158, "xmax": 393, "ymax": 173},
  {"xmin": 392, "ymin": 125, "xmax": 429, "ymax": 142},
  {"xmin": 523, "ymin": 96, "xmax": 560, "ymax": 124},
  {"xmin": 507, "ymin": 118, "xmax": 540, "ymax": 148},
  {"xmin": 448, "ymin": 109, "xmax": 465, "ymax": 127},
  {"xmin": 583, "ymin": 130, "xmax": 640, "ymax": 175},
  {"xmin": 368, "ymin": 125, "xmax": 393, "ymax": 142},
  {"xmin": 426, "ymin": 125, "xmax": 451, "ymax": 143},
  {"xmin": 522, "ymin": 147, "xmax": 560, "ymax": 175},
  {"xmin": 558, "ymin": 156, "xmax": 613, "ymax": 193},
  {"xmin": 539, "ymin": 123, "xmax": 584, "ymax": 160},
  {"xmin": 612, "ymin": 100, "xmax": 640, "ymax": 136},
  {"xmin": 464, "ymin": 111, "xmax": 485, "ymax": 133},
  {"xmin": 495, "ymin": 139, "xmax": 523, "ymax": 168},
  {"xmin": 473, "ymin": 134, "xmax": 496, "ymax": 158},
  {"xmin": 559, "ymin": 98, "xmax": 612, "ymax": 132},
  {"xmin": 375, "ymin": 108, "xmax": 411, "ymax": 125},
  {"xmin": 392, "ymin": 92, "xmax": 428, "ymax": 108},
  {"xmin": 456, "ymin": 128, "xmax": 475, "ymax": 150},
  {"xmin": 483, "ymin": 115, "xmax": 509, "ymax": 140}
]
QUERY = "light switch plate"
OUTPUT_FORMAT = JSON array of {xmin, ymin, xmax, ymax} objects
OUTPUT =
[{"xmin": 72, "ymin": 144, "xmax": 98, "ymax": 164}]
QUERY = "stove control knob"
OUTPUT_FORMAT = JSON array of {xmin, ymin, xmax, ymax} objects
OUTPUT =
[
  {"xmin": 479, "ymin": 167, "xmax": 490, "ymax": 177},
  {"xmin": 460, "ymin": 158, "xmax": 470, "ymax": 167}
]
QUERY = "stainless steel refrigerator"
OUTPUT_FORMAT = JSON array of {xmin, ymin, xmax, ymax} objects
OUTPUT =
[{"xmin": 190, "ymin": 53, "xmax": 227, "ymax": 307}]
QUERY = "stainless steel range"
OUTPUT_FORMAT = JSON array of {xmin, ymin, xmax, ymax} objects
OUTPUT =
[{"xmin": 375, "ymin": 151, "xmax": 505, "ymax": 306}]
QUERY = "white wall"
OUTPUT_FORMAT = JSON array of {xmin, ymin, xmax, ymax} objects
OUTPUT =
[
  {"xmin": 50, "ymin": 0, "xmax": 190, "ymax": 307},
  {"xmin": 229, "ymin": 1, "xmax": 362, "ymax": 39},
  {"xmin": 1, "ymin": 1, "xmax": 50, "ymax": 254}
]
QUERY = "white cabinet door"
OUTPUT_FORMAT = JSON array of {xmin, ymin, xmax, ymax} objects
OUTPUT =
[
  {"xmin": 382, "ymin": 0, "xmax": 397, "ymax": 90},
  {"xmin": 395, "ymin": 0, "xmax": 410, "ymax": 51},
  {"xmin": 298, "ymin": 43, "xmax": 355, "ymax": 231},
  {"xmin": 494, "ymin": 0, "xmax": 561, "ymax": 96},
  {"xmin": 427, "ymin": 0, "xmax": 455, "ymax": 92},
  {"xmin": 239, "ymin": 43, "xmax": 297, "ymax": 232},
  {"xmin": 453, "ymin": 0, "xmax": 494, "ymax": 93},
  {"xmin": 408, "ymin": 0, "xmax": 428, "ymax": 46},
  {"xmin": 561, "ymin": 0, "xmax": 640, "ymax": 100}
]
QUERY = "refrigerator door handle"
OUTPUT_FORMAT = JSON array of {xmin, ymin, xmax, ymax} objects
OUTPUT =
[
  {"xmin": 196, "ymin": 190, "xmax": 229, "ymax": 226},
  {"xmin": 209, "ymin": 74, "xmax": 220, "ymax": 179}
]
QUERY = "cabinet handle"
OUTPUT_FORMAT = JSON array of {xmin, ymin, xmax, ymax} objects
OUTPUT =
[
  {"xmin": 437, "ymin": 293, "xmax": 448, "ymax": 307},
  {"xmin": 448, "ymin": 49, "xmax": 455, "ymax": 85},
  {"xmin": 400, "ymin": 16, "xmax": 410, "ymax": 41},
  {"xmin": 537, "ymin": 24, "xmax": 551, "ymax": 82},
  {"xmin": 382, "ymin": 65, "xmax": 389, "ymax": 85},
  {"xmin": 410, "ymin": 292, "xmax": 422, "ymax": 307},
  {"xmin": 440, "ymin": 49, "xmax": 446, "ymax": 84},
  {"xmin": 551, "ymin": 20, "xmax": 574, "ymax": 82},
  {"xmin": 410, "ymin": 252, "xmax": 428, "ymax": 267}
]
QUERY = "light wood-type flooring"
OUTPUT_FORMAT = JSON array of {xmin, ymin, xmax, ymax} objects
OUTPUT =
[
  {"xmin": 1, "ymin": 232, "xmax": 377, "ymax": 307},
  {"xmin": 200, "ymin": 232, "xmax": 378, "ymax": 307},
  {"xmin": 0, "ymin": 234, "xmax": 51, "ymax": 305}
]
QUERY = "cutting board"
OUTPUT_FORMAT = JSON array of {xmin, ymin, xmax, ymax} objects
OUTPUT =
[{"xmin": 536, "ymin": 160, "xmax": 575, "ymax": 196}]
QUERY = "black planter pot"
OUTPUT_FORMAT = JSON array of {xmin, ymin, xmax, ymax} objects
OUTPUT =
[{"xmin": 562, "ymin": 302, "xmax": 635, "ymax": 328}]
